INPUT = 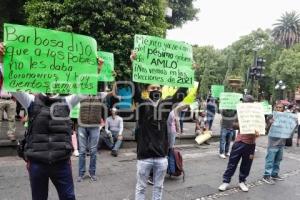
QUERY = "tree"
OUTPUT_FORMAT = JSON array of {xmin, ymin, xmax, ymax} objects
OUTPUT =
[
  {"xmin": 24, "ymin": 0, "xmax": 199, "ymax": 79},
  {"xmin": 270, "ymin": 44, "xmax": 300, "ymax": 96},
  {"xmin": 166, "ymin": 0, "xmax": 199, "ymax": 28},
  {"xmin": 0, "ymin": 0, "xmax": 26, "ymax": 41},
  {"xmin": 272, "ymin": 11, "xmax": 300, "ymax": 48},
  {"xmin": 193, "ymin": 46, "xmax": 227, "ymax": 97}
]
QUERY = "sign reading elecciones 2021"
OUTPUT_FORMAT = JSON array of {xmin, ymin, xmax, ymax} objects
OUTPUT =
[
  {"xmin": 3, "ymin": 23, "xmax": 98, "ymax": 95},
  {"xmin": 133, "ymin": 34, "xmax": 194, "ymax": 88}
]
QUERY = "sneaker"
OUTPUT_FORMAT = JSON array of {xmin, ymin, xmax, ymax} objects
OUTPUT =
[
  {"xmin": 262, "ymin": 176, "xmax": 275, "ymax": 184},
  {"xmin": 239, "ymin": 182, "xmax": 249, "ymax": 192},
  {"xmin": 271, "ymin": 175, "xmax": 284, "ymax": 181},
  {"xmin": 226, "ymin": 152, "xmax": 230, "ymax": 156},
  {"xmin": 218, "ymin": 183, "xmax": 229, "ymax": 191},
  {"xmin": 111, "ymin": 150, "xmax": 118, "ymax": 157},
  {"xmin": 147, "ymin": 176, "xmax": 154, "ymax": 185},
  {"xmin": 89, "ymin": 175, "xmax": 97, "ymax": 181},
  {"xmin": 73, "ymin": 150, "xmax": 79, "ymax": 157},
  {"xmin": 219, "ymin": 154, "xmax": 226, "ymax": 159},
  {"xmin": 77, "ymin": 176, "xmax": 84, "ymax": 182}
]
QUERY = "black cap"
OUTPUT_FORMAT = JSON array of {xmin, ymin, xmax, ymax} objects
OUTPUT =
[{"xmin": 242, "ymin": 95, "xmax": 254, "ymax": 103}]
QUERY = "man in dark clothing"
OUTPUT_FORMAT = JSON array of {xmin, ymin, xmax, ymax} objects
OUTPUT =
[
  {"xmin": 131, "ymin": 52, "xmax": 188, "ymax": 200},
  {"xmin": 206, "ymin": 98, "xmax": 216, "ymax": 130},
  {"xmin": 0, "ymin": 42, "xmax": 103, "ymax": 200},
  {"xmin": 218, "ymin": 95, "xmax": 259, "ymax": 192}
]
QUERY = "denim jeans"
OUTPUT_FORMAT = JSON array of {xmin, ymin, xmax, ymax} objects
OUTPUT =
[
  {"xmin": 135, "ymin": 157, "xmax": 168, "ymax": 200},
  {"xmin": 219, "ymin": 128, "xmax": 234, "ymax": 154},
  {"xmin": 78, "ymin": 126, "xmax": 100, "ymax": 177},
  {"xmin": 99, "ymin": 130, "xmax": 123, "ymax": 151},
  {"xmin": 264, "ymin": 146, "xmax": 283, "ymax": 177},
  {"xmin": 28, "ymin": 159, "xmax": 75, "ymax": 200}
]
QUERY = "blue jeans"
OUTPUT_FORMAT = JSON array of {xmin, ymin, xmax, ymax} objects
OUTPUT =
[
  {"xmin": 135, "ymin": 157, "xmax": 168, "ymax": 200},
  {"xmin": 78, "ymin": 126, "xmax": 100, "ymax": 177},
  {"xmin": 264, "ymin": 146, "xmax": 283, "ymax": 177},
  {"xmin": 28, "ymin": 159, "xmax": 75, "ymax": 200},
  {"xmin": 99, "ymin": 130, "xmax": 123, "ymax": 151},
  {"xmin": 219, "ymin": 128, "xmax": 234, "ymax": 154}
]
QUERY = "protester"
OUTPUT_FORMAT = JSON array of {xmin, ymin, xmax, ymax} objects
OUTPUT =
[
  {"xmin": 100, "ymin": 107, "xmax": 124, "ymax": 157},
  {"xmin": 218, "ymin": 95, "xmax": 259, "ymax": 192},
  {"xmin": 206, "ymin": 97, "xmax": 216, "ymax": 130},
  {"xmin": 195, "ymin": 110, "xmax": 210, "ymax": 145},
  {"xmin": 219, "ymin": 109, "xmax": 237, "ymax": 159},
  {"xmin": 262, "ymin": 103, "xmax": 296, "ymax": 184},
  {"xmin": 131, "ymin": 51, "xmax": 188, "ymax": 200},
  {"xmin": 167, "ymin": 104, "xmax": 189, "ymax": 148},
  {"xmin": 0, "ymin": 42, "xmax": 103, "ymax": 200},
  {"xmin": 0, "ymin": 86, "xmax": 17, "ymax": 141},
  {"xmin": 77, "ymin": 83, "xmax": 117, "ymax": 182}
]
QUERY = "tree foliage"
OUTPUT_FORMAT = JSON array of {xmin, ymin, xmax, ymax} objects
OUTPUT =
[
  {"xmin": 0, "ymin": 0, "xmax": 25, "ymax": 41},
  {"xmin": 25, "ymin": 0, "xmax": 169, "ymax": 79},
  {"xmin": 272, "ymin": 11, "xmax": 300, "ymax": 48},
  {"xmin": 193, "ymin": 46, "xmax": 227, "ymax": 97},
  {"xmin": 167, "ymin": 0, "xmax": 199, "ymax": 28}
]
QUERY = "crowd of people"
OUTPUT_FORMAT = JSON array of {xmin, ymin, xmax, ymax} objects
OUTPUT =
[{"xmin": 1, "ymin": 41, "xmax": 300, "ymax": 200}]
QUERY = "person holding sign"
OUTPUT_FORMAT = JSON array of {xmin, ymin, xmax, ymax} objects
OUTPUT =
[
  {"xmin": 77, "ymin": 82, "xmax": 118, "ymax": 182},
  {"xmin": 0, "ymin": 42, "xmax": 103, "ymax": 200},
  {"xmin": 218, "ymin": 95, "xmax": 259, "ymax": 192},
  {"xmin": 131, "ymin": 51, "xmax": 188, "ymax": 200},
  {"xmin": 262, "ymin": 103, "xmax": 297, "ymax": 184}
]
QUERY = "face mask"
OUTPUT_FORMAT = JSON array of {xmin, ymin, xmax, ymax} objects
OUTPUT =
[{"xmin": 149, "ymin": 90, "xmax": 162, "ymax": 102}]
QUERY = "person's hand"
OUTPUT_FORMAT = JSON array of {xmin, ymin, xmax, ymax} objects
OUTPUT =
[
  {"xmin": 0, "ymin": 42, "xmax": 5, "ymax": 63},
  {"xmin": 117, "ymin": 135, "xmax": 123, "ymax": 140},
  {"xmin": 255, "ymin": 130, "xmax": 260, "ymax": 137},
  {"xmin": 97, "ymin": 57, "xmax": 104, "ymax": 73},
  {"xmin": 130, "ymin": 50, "xmax": 137, "ymax": 62}
]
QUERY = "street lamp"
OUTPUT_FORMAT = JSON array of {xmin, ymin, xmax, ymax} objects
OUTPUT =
[{"xmin": 275, "ymin": 80, "xmax": 286, "ymax": 100}]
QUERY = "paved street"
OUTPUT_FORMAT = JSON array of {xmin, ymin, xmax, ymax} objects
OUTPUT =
[{"xmin": 0, "ymin": 133, "xmax": 299, "ymax": 200}]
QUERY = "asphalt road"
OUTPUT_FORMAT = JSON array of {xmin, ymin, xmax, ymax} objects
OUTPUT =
[{"xmin": 0, "ymin": 134, "xmax": 299, "ymax": 200}]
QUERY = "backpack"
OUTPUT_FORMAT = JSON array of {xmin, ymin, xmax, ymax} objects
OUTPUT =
[{"xmin": 167, "ymin": 148, "xmax": 185, "ymax": 180}]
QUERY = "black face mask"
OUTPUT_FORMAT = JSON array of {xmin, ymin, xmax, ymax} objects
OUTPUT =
[{"xmin": 149, "ymin": 90, "xmax": 162, "ymax": 102}]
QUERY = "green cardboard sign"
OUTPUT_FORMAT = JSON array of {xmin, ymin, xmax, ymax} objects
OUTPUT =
[
  {"xmin": 3, "ymin": 23, "xmax": 98, "ymax": 94},
  {"xmin": 70, "ymin": 104, "xmax": 80, "ymax": 119},
  {"xmin": 133, "ymin": 34, "xmax": 194, "ymax": 88},
  {"xmin": 261, "ymin": 101, "xmax": 272, "ymax": 115},
  {"xmin": 219, "ymin": 92, "xmax": 243, "ymax": 110},
  {"xmin": 211, "ymin": 85, "xmax": 224, "ymax": 98},
  {"xmin": 98, "ymin": 51, "xmax": 114, "ymax": 82}
]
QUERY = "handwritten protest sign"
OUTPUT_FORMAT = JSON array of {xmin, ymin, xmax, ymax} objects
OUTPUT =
[
  {"xmin": 3, "ymin": 23, "xmax": 98, "ymax": 94},
  {"xmin": 211, "ymin": 85, "xmax": 224, "ymax": 98},
  {"xmin": 237, "ymin": 103, "xmax": 266, "ymax": 135},
  {"xmin": 133, "ymin": 34, "xmax": 194, "ymax": 87},
  {"xmin": 98, "ymin": 51, "xmax": 114, "ymax": 82},
  {"xmin": 219, "ymin": 92, "xmax": 243, "ymax": 110},
  {"xmin": 268, "ymin": 112, "xmax": 298, "ymax": 138}
]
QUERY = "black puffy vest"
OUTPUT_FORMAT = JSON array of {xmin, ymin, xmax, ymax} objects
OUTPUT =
[{"xmin": 25, "ymin": 95, "xmax": 73, "ymax": 164}]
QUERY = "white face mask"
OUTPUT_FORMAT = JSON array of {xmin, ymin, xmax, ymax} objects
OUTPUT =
[{"xmin": 42, "ymin": 93, "xmax": 59, "ymax": 99}]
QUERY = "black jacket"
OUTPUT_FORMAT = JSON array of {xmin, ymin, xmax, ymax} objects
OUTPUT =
[
  {"xmin": 25, "ymin": 95, "xmax": 73, "ymax": 164},
  {"xmin": 134, "ymin": 84, "xmax": 187, "ymax": 160}
]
